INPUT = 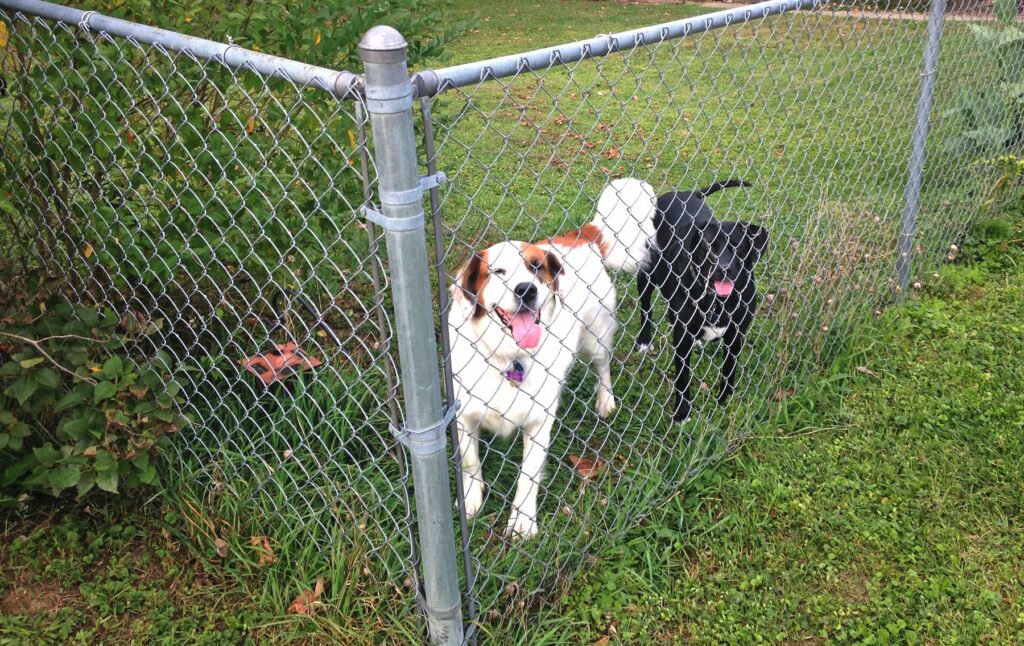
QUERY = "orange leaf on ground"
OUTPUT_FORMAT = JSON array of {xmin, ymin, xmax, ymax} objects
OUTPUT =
[
  {"xmin": 288, "ymin": 578, "xmax": 325, "ymax": 615},
  {"xmin": 214, "ymin": 538, "xmax": 229, "ymax": 558},
  {"xmin": 249, "ymin": 536, "xmax": 277, "ymax": 567},
  {"xmin": 772, "ymin": 388, "xmax": 796, "ymax": 401},
  {"xmin": 568, "ymin": 455, "xmax": 601, "ymax": 479}
]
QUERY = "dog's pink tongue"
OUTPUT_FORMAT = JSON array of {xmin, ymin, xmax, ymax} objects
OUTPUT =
[
  {"xmin": 714, "ymin": 280, "xmax": 734, "ymax": 298},
  {"xmin": 510, "ymin": 312, "xmax": 541, "ymax": 348}
]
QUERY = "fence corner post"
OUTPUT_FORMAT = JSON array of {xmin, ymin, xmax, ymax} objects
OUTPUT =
[
  {"xmin": 358, "ymin": 25, "xmax": 464, "ymax": 645},
  {"xmin": 897, "ymin": 0, "xmax": 947, "ymax": 300}
]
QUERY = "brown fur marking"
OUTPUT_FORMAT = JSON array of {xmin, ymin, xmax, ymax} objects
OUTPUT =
[
  {"xmin": 458, "ymin": 249, "xmax": 489, "ymax": 319},
  {"xmin": 542, "ymin": 223, "xmax": 610, "ymax": 258},
  {"xmin": 520, "ymin": 243, "xmax": 562, "ymax": 291}
]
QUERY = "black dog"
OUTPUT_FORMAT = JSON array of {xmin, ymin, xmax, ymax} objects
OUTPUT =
[{"xmin": 636, "ymin": 179, "xmax": 768, "ymax": 423}]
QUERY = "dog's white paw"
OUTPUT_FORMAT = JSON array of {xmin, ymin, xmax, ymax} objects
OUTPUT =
[
  {"xmin": 597, "ymin": 392, "xmax": 617, "ymax": 419},
  {"xmin": 636, "ymin": 342, "xmax": 653, "ymax": 354},
  {"xmin": 462, "ymin": 484, "xmax": 484, "ymax": 518},
  {"xmin": 504, "ymin": 512, "xmax": 538, "ymax": 541}
]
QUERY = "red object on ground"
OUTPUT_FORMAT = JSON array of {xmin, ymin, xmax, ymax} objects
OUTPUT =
[{"xmin": 241, "ymin": 342, "xmax": 322, "ymax": 386}]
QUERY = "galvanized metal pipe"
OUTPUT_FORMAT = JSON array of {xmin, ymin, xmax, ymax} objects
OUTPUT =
[
  {"xmin": 411, "ymin": 0, "xmax": 826, "ymax": 96},
  {"xmin": 0, "ymin": 0, "xmax": 361, "ymax": 98},
  {"xmin": 897, "ymin": 0, "xmax": 947, "ymax": 298},
  {"xmin": 359, "ymin": 26, "xmax": 464, "ymax": 646}
]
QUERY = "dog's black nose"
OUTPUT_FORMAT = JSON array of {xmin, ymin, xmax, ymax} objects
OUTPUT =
[{"xmin": 513, "ymin": 282, "xmax": 538, "ymax": 303}]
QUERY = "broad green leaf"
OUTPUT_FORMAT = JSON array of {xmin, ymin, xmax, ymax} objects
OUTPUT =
[
  {"xmin": 96, "ymin": 468, "xmax": 118, "ymax": 493},
  {"xmin": 94, "ymin": 450, "xmax": 116, "ymax": 473},
  {"xmin": 55, "ymin": 390, "xmax": 85, "ymax": 413},
  {"xmin": 62, "ymin": 413, "xmax": 100, "ymax": 440},
  {"xmin": 34, "ymin": 367, "xmax": 60, "ymax": 389},
  {"xmin": 48, "ymin": 464, "xmax": 82, "ymax": 492},
  {"xmin": 137, "ymin": 464, "xmax": 158, "ymax": 485},
  {"xmin": 102, "ymin": 356, "xmax": 124, "ymax": 379},
  {"xmin": 7, "ymin": 378, "xmax": 38, "ymax": 406},
  {"xmin": 33, "ymin": 444, "xmax": 61, "ymax": 468},
  {"xmin": 77, "ymin": 471, "xmax": 96, "ymax": 497},
  {"xmin": 93, "ymin": 381, "xmax": 117, "ymax": 403},
  {"xmin": 0, "ymin": 433, "xmax": 8, "ymax": 450},
  {"xmin": 19, "ymin": 357, "xmax": 45, "ymax": 370}
]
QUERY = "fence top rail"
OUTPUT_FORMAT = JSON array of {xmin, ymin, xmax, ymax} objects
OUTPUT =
[
  {"xmin": 0, "ymin": 0, "xmax": 362, "ymax": 98},
  {"xmin": 410, "ymin": 0, "xmax": 826, "ymax": 97}
]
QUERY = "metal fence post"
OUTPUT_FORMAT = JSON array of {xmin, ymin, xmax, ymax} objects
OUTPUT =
[
  {"xmin": 358, "ymin": 26, "xmax": 464, "ymax": 645},
  {"xmin": 897, "ymin": 0, "xmax": 947, "ymax": 299}
]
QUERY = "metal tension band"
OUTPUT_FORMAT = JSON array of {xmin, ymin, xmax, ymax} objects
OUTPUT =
[
  {"xmin": 391, "ymin": 399, "xmax": 459, "ymax": 455},
  {"xmin": 365, "ymin": 81, "xmax": 413, "ymax": 114},
  {"xmin": 362, "ymin": 172, "xmax": 447, "ymax": 232}
]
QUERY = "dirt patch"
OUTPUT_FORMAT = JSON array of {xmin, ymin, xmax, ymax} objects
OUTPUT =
[{"xmin": 0, "ymin": 581, "xmax": 79, "ymax": 616}]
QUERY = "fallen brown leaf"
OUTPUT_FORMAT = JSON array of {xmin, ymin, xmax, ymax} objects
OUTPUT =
[
  {"xmin": 856, "ymin": 366, "xmax": 879, "ymax": 378},
  {"xmin": 249, "ymin": 536, "xmax": 277, "ymax": 567},
  {"xmin": 288, "ymin": 578, "xmax": 325, "ymax": 615},
  {"xmin": 214, "ymin": 538, "xmax": 229, "ymax": 558},
  {"xmin": 772, "ymin": 388, "xmax": 796, "ymax": 401},
  {"xmin": 568, "ymin": 455, "xmax": 601, "ymax": 479}
]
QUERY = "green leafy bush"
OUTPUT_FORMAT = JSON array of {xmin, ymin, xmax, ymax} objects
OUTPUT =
[
  {"xmin": 944, "ymin": 0, "xmax": 1024, "ymax": 155},
  {"xmin": 0, "ymin": 288, "xmax": 186, "ymax": 500},
  {"xmin": 0, "ymin": 1, "xmax": 471, "ymax": 353}
]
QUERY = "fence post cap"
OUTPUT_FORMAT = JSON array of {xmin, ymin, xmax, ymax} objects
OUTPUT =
[{"xmin": 359, "ymin": 26, "xmax": 407, "ymax": 53}]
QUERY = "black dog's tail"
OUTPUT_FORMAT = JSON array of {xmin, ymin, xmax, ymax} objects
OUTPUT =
[{"xmin": 696, "ymin": 178, "xmax": 750, "ymax": 199}]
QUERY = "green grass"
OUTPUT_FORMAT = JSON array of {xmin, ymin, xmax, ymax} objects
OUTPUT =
[
  {"xmin": 0, "ymin": 500, "xmax": 293, "ymax": 644},
  {"xmin": 3, "ymin": 209, "xmax": 1020, "ymax": 643},
  {"xmin": 503, "ymin": 210, "xmax": 1024, "ymax": 644}
]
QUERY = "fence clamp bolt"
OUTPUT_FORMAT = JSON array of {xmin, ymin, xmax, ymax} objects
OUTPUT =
[
  {"xmin": 391, "ymin": 400, "xmax": 459, "ymax": 455},
  {"xmin": 362, "ymin": 172, "xmax": 447, "ymax": 232}
]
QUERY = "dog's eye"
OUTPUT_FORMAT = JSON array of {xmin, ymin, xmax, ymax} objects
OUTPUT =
[
  {"xmin": 493, "ymin": 268, "xmax": 507, "ymax": 277},
  {"xmin": 528, "ymin": 260, "xmax": 542, "ymax": 273}
]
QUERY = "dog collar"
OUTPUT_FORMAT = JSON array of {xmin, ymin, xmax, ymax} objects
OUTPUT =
[{"xmin": 505, "ymin": 360, "xmax": 526, "ymax": 385}]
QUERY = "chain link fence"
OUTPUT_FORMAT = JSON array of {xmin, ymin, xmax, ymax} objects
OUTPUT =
[{"xmin": 0, "ymin": 0, "xmax": 1015, "ymax": 641}]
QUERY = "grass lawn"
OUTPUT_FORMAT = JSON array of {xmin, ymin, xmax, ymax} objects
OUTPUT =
[
  {"xmin": 2, "ymin": 207, "xmax": 1020, "ymax": 643},
  {"xmin": 518, "ymin": 212, "xmax": 1024, "ymax": 644}
]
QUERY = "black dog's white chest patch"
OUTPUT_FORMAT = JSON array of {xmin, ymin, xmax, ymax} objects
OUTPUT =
[
  {"xmin": 699, "ymin": 298, "xmax": 728, "ymax": 343},
  {"xmin": 700, "ymin": 325, "xmax": 728, "ymax": 343}
]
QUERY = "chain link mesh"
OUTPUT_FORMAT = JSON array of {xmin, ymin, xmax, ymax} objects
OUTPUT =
[
  {"xmin": 426, "ymin": 0, "xmax": 1011, "ymax": 629},
  {"xmin": 0, "ymin": 0, "xmax": 1016, "ymax": 640},
  {"xmin": 0, "ymin": 7, "xmax": 418, "ymax": 622}
]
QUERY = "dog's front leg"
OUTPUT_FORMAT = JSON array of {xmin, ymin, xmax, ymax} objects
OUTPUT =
[
  {"xmin": 505, "ymin": 416, "xmax": 553, "ymax": 540},
  {"xmin": 717, "ymin": 326, "xmax": 744, "ymax": 405},
  {"xmin": 457, "ymin": 420, "xmax": 485, "ymax": 518},
  {"xmin": 635, "ymin": 268, "xmax": 656, "ymax": 353},
  {"xmin": 671, "ymin": 318, "xmax": 697, "ymax": 423}
]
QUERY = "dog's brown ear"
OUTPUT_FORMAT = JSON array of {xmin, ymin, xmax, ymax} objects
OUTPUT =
[
  {"xmin": 451, "ymin": 251, "xmax": 488, "ymax": 322},
  {"xmin": 544, "ymin": 251, "xmax": 563, "ymax": 294}
]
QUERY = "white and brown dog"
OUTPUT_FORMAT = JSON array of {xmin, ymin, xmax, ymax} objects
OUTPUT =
[{"xmin": 448, "ymin": 178, "xmax": 657, "ymax": 539}]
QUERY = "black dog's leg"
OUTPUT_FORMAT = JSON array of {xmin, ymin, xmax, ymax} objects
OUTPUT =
[
  {"xmin": 719, "ymin": 295, "xmax": 758, "ymax": 405},
  {"xmin": 718, "ymin": 326, "xmax": 745, "ymax": 405},
  {"xmin": 636, "ymin": 269, "xmax": 656, "ymax": 352},
  {"xmin": 671, "ymin": 318, "xmax": 696, "ymax": 422}
]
